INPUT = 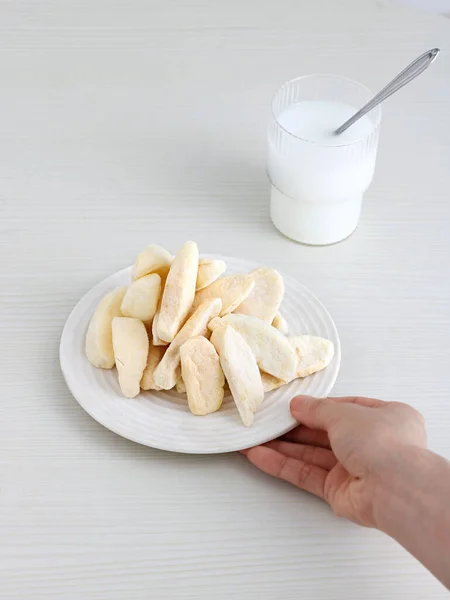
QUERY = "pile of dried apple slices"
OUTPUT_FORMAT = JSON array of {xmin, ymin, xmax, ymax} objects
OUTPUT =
[{"xmin": 85, "ymin": 241, "xmax": 334, "ymax": 427}]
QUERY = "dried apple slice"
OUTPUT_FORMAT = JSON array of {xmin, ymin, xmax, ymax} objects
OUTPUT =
[
  {"xmin": 153, "ymin": 297, "xmax": 222, "ymax": 390},
  {"xmin": 175, "ymin": 377, "xmax": 186, "ymax": 394},
  {"xmin": 272, "ymin": 312, "xmax": 289, "ymax": 336},
  {"xmin": 141, "ymin": 344, "xmax": 166, "ymax": 391},
  {"xmin": 112, "ymin": 317, "xmax": 149, "ymax": 398},
  {"xmin": 132, "ymin": 244, "xmax": 172, "ymax": 281},
  {"xmin": 85, "ymin": 286, "xmax": 128, "ymax": 369},
  {"xmin": 181, "ymin": 336, "xmax": 224, "ymax": 415},
  {"xmin": 289, "ymin": 336, "xmax": 335, "ymax": 377},
  {"xmin": 260, "ymin": 372, "xmax": 287, "ymax": 393},
  {"xmin": 191, "ymin": 275, "xmax": 254, "ymax": 317},
  {"xmin": 151, "ymin": 308, "xmax": 168, "ymax": 346},
  {"xmin": 196, "ymin": 259, "xmax": 227, "ymax": 291},
  {"xmin": 211, "ymin": 326, "xmax": 264, "ymax": 427},
  {"xmin": 157, "ymin": 241, "xmax": 199, "ymax": 343},
  {"xmin": 121, "ymin": 273, "xmax": 161, "ymax": 325},
  {"xmin": 209, "ymin": 314, "xmax": 297, "ymax": 381},
  {"xmin": 234, "ymin": 268, "xmax": 284, "ymax": 323}
]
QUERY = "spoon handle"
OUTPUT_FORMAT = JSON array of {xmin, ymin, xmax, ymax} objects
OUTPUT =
[{"xmin": 335, "ymin": 48, "xmax": 440, "ymax": 136}]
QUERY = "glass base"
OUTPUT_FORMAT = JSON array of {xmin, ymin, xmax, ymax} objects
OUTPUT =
[{"xmin": 270, "ymin": 185, "xmax": 362, "ymax": 246}]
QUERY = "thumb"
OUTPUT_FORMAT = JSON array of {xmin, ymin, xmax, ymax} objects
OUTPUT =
[{"xmin": 290, "ymin": 395, "xmax": 343, "ymax": 431}]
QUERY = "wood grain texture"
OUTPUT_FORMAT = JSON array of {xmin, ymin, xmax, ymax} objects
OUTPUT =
[{"xmin": 1, "ymin": 0, "xmax": 450, "ymax": 597}]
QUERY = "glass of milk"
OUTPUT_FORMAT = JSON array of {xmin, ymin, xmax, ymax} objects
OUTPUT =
[{"xmin": 267, "ymin": 75, "xmax": 381, "ymax": 245}]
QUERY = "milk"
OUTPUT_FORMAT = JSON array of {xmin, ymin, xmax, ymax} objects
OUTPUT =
[
  {"xmin": 277, "ymin": 101, "xmax": 373, "ymax": 145},
  {"xmin": 268, "ymin": 99, "xmax": 379, "ymax": 245}
]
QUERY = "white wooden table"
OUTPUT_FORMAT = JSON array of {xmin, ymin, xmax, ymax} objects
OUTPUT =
[{"xmin": 1, "ymin": 1, "xmax": 450, "ymax": 598}]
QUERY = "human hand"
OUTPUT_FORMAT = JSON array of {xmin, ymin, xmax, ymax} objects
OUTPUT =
[{"xmin": 241, "ymin": 396, "xmax": 427, "ymax": 527}]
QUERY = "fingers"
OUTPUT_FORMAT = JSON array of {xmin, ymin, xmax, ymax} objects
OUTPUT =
[
  {"xmin": 281, "ymin": 426, "xmax": 331, "ymax": 449},
  {"xmin": 290, "ymin": 395, "xmax": 383, "ymax": 431},
  {"xmin": 290, "ymin": 396, "xmax": 342, "ymax": 430},
  {"xmin": 264, "ymin": 440, "xmax": 337, "ymax": 470},
  {"xmin": 242, "ymin": 445, "xmax": 327, "ymax": 499},
  {"xmin": 329, "ymin": 396, "xmax": 385, "ymax": 408}
]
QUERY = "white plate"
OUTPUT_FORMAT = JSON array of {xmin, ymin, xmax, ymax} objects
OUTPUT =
[{"xmin": 60, "ymin": 255, "xmax": 341, "ymax": 454}]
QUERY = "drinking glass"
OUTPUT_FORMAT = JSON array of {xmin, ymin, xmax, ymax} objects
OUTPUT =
[{"xmin": 267, "ymin": 75, "xmax": 381, "ymax": 245}]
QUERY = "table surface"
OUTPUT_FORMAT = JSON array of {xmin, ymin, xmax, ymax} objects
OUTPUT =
[{"xmin": 1, "ymin": 0, "xmax": 450, "ymax": 598}]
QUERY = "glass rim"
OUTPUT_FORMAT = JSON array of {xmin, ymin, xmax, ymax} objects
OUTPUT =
[{"xmin": 270, "ymin": 74, "xmax": 382, "ymax": 148}]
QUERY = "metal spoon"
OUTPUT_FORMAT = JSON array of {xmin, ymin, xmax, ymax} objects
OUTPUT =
[{"xmin": 335, "ymin": 48, "xmax": 440, "ymax": 136}]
